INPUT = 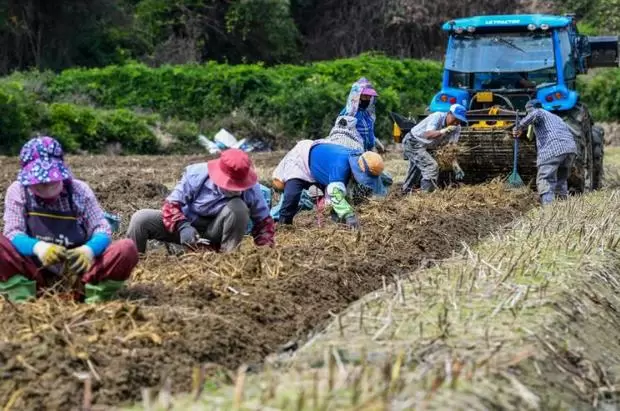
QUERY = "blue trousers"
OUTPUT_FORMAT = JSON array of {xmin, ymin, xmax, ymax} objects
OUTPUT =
[{"xmin": 279, "ymin": 179, "xmax": 314, "ymax": 224}]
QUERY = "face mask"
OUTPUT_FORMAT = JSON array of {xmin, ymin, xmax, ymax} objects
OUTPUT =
[
  {"xmin": 31, "ymin": 182, "xmax": 63, "ymax": 199},
  {"xmin": 221, "ymin": 189, "xmax": 243, "ymax": 198},
  {"xmin": 359, "ymin": 99, "xmax": 370, "ymax": 110}
]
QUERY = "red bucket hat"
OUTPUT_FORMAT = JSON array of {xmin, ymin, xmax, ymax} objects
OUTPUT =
[{"xmin": 208, "ymin": 149, "xmax": 258, "ymax": 191}]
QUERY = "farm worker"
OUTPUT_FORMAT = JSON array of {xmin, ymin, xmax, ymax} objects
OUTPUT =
[
  {"xmin": 401, "ymin": 104, "xmax": 468, "ymax": 193},
  {"xmin": 126, "ymin": 148, "xmax": 275, "ymax": 253},
  {"xmin": 340, "ymin": 77, "xmax": 386, "ymax": 154},
  {"xmin": 513, "ymin": 99, "xmax": 577, "ymax": 205},
  {"xmin": 272, "ymin": 140, "xmax": 385, "ymax": 228},
  {"xmin": 325, "ymin": 115, "xmax": 365, "ymax": 152},
  {"xmin": 0, "ymin": 137, "xmax": 139, "ymax": 303}
]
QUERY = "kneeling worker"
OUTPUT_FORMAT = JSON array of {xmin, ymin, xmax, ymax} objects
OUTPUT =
[
  {"xmin": 127, "ymin": 149, "xmax": 275, "ymax": 253},
  {"xmin": 272, "ymin": 141, "xmax": 385, "ymax": 228},
  {"xmin": 0, "ymin": 137, "xmax": 139, "ymax": 303}
]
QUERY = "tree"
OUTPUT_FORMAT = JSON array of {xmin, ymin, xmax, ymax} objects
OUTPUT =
[
  {"xmin": 0, "ymin": 0, "xmax": 139, "ymax": 74},
  {"xmin": 554, "ymin": 0, "xmax": 620, "ymax": 34}
]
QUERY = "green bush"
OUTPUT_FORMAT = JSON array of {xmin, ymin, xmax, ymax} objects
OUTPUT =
[
  {"xmin": 0, "ymin": 82, "xmax": 46, "ymax": 154},
  {"xmin": 45, "ymin": 103, "xmax": 160, "ymax": 154},
  {"xmin": 48, "ymin": 54, "xmax": 444, "ymax": 144},
  {"xmin": 0, "ymin": 85, "xmax": 161, "ymax": 155},
  {"xmin": 47, "ymin": 103, "xmax": 100, "ymax": 152},
  {"xmin": 578, "ymin": 69, "xmax": 620, "ymax": 121}
]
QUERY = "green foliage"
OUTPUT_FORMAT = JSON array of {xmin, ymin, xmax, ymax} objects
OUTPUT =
[
  {"xmin": 47, "ymin": 103, "xmax": 100, "ymax": 152},
  {"xmin": 556, "ymin": 0, "xmax": 620, "ymax": 34},
  {"xmin": 45, "ymin": 103, "xmax": 160, "ymax": 154},
  {"xmin": 48, "ymin": 54, "xmax": 444, "ymax": 144},
  {"xmin": 579, "ymin": 69, "xmax": 620, "ymax": 120},
  {"xmin": 158, "ymin": 118, "xmax": 202, "ymax": 153},
  {"xmin": 0, "ymin": 82, "xmax": 42, "ymax": 154},
  {"xmin": 99, "ymin": 108, "xmax": 160, "ymax": 153},
  {"xmin": 225, "ymin": 0, "xmax": 301, "ymax": 63},
  {"xmin": 576, "ymin": 22, "xmax": 600, "ymax": 35},
  {"xmin": 0, "ymin": 82, "xmax": 160, "ymax": 155}
]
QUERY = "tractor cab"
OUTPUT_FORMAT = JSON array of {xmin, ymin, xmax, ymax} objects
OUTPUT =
[
  {"xmin": 430, "ymin": 14, "xmax": 588, "ymax": 119},
  {"xmin": 427, "ymin": 14, "xmax": 618, "ymax": 122}
]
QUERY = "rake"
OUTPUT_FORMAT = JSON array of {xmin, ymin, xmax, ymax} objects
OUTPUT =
[{"xmin": 508, "ymin": 111, "xmax": 524, "ymax": 188}]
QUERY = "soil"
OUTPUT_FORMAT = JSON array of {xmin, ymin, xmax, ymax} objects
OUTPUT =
[{"xmin": 0, "ymin": 154, "xmax": 534, "ymax": 410}]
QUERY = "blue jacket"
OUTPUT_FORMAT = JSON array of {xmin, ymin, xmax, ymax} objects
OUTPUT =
[{"xmin": 309, "ymin": 143, "xmax": 356, "ymax": 188}]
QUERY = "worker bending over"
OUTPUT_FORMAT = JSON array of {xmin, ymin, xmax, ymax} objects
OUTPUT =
[
  {"xmin": 127, "ymin": 149, "xmax": 275, "ymax": 253},
  {"xmin": 325, "ymin": 115, "xmax": 365, "ymax": 152},
  {"xmin": 401, "ymin": 104, "xmax": 467, "ymax": 193},
  {"xmin": 0, "ymin": 137, "xmax": 139, "ymax": 303},
  {"xmin": 272, "ymin": 141, "xmax": 385, "ymax": 228},
  {"xmin": 513, "ymin": 99, "xmax": 577, "ymax": 205}
]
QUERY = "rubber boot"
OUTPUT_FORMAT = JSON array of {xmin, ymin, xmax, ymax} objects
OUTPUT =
[
  {"xmin": 0, "ymin": 275, "xmax": 36, "ymax": 303},
  {"xmin": 420, "ymin": 179, "xmax": 437, "ymax": 193},
  {"xmin": 330, "ymin": 209, "xmax": 343, "ymax": 223},
  {"xmin": 84, "ymin": 280, "xmax": 126, "ymax": 304}
]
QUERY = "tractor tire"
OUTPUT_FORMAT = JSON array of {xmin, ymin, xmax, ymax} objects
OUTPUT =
[
  {"xmin": 592, "ymin": 124, "xmax": 605, "ymax": 190},
  {"xmin": 562, "ymin": 103, "xmax": 594, "ymax": 194}
]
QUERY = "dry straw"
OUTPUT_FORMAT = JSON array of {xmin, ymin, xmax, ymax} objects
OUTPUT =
[
  {"xmin": 145, "ymin": 189, "xmax": 620, "ymax": 410},
  {"xmin": 0, "ymin": 152, "xmax": 535, "ymax": 410}
]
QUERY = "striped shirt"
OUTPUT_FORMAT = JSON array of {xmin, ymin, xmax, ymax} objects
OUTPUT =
[
  {"xmin": 403, "ymin": 112, "xmax": 461, "ymax": 148},
  {"xmin": 355, "ymin": 111, "xmax": 376, "ymax": 151},
  {"xmin": 517, "ymin": 109, "xmax": 577, "ymax": 165},
  {"xmin": 3, "ymin": 179, "xmax": 111, "ymax": 241}
]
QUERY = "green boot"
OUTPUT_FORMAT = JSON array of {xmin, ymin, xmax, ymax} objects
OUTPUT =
[
  {"xmin": 0, "ymin": 275, "xmax": 37, "ymax": 303},
  {"xmin": 84, "ymin": 280, "xmax": 126, "ymax": 304}
]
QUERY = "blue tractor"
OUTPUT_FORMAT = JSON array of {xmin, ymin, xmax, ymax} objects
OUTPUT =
[{"xmin": 394, "ymin": 14, "xmax": 619, "ymax": 192}]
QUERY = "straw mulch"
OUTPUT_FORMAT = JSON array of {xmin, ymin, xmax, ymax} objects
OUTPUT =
[{"xmin": 0, "ymin": 155, "xmax": 535, "ymax": 410}]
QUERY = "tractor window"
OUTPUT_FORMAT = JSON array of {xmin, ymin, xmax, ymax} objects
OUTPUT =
[
  {"xmin": 558, "ymin": 29, "xmax": 577, "ymax": 82},
  {"xmin": 446, "ymin": 32, "xmax": 555, "ymax": 73},
  {"xmin": 448, "ymin": 68, "xmax": 556, "ymax": 90}
]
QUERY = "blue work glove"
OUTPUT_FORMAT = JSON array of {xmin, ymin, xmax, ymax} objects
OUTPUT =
[
  {"xmin": 178, "ymin": 222, "xmax": 199, "ymax": 245},
  {"xmin": 345, "ymin": 214, "xmax": 360, "ymax": 230}
]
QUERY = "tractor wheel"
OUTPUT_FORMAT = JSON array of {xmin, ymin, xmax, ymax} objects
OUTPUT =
[
  {"xmin": 562, "ymin": 103, "xmax": 594, "ymax": 194},
  {"xmin": 592, "ymin": 124, "xmax": 605, "ymax": 190}
]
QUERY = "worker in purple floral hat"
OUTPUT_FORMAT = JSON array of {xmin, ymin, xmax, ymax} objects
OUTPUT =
[{"xmin": 0, "ymin": 136, "xmax": 139, "ymax": 303}]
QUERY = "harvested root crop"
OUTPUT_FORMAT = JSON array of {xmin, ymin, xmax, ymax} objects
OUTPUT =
[{"xmin": 434, "ymin": 144, "xmax": 468, "ymax": 171}]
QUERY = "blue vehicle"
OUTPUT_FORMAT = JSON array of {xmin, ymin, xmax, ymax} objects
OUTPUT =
[{"xmin": 395, "ymin": 14, "xmax": 618, "ymax": 192}]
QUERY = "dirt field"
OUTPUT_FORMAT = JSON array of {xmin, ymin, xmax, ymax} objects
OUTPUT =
[{"xmin": 0, "ymin": 153, "xmax": 535, "ymax": 410}]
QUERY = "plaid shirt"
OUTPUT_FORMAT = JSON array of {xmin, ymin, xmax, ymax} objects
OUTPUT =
[
  {"xmin": 517, "ymin": 109, "xmax": 577, "ymax": 165},
  {"xmin": 403, "ymin": 111, "xmax": 461, "ymax": 148},
  {"xmin": 3, "ymin": 179, "xmax": 111, "ymax": 241}
]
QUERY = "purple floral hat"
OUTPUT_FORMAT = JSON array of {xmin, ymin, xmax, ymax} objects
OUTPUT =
[{"xmin": 18, "ymin": 137, "xmax": 72, "ymax": 186}]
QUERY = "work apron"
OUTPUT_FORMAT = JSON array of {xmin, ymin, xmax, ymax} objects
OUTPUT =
[{"xmin": 24, "ymin": 183, "xmax": 87, "ymax": 283}]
